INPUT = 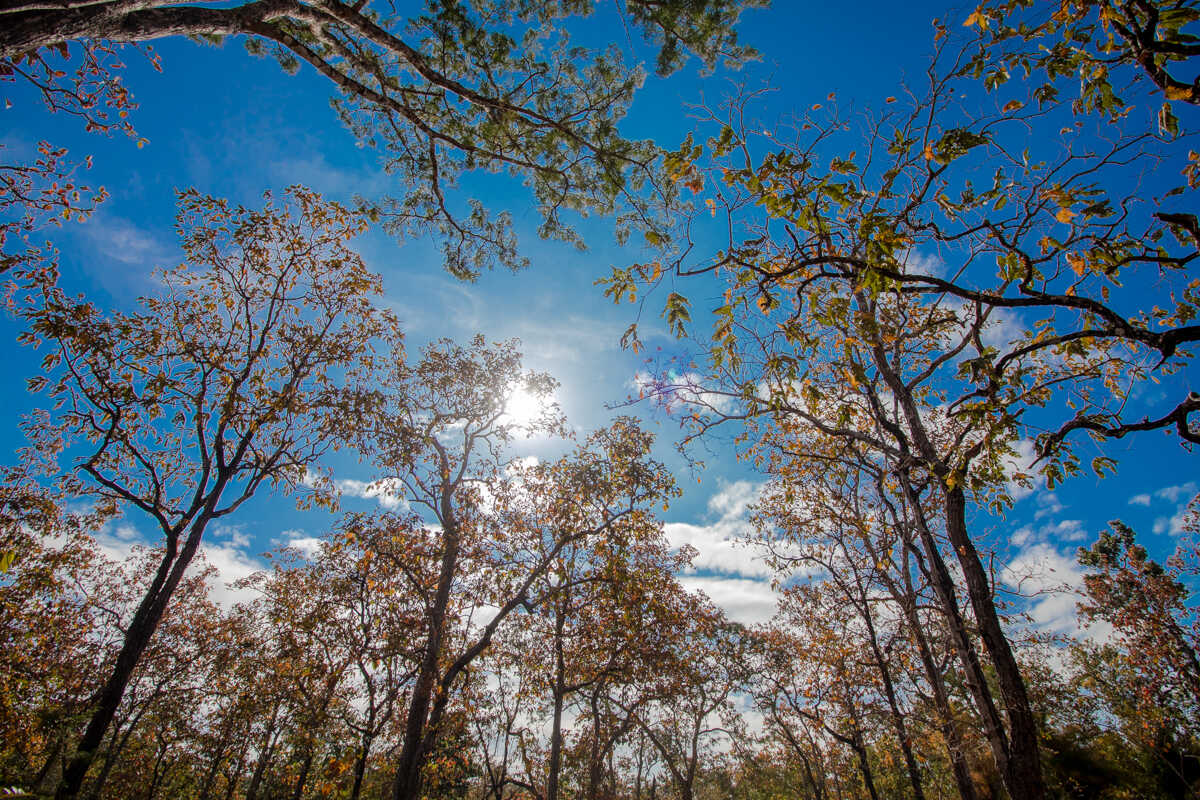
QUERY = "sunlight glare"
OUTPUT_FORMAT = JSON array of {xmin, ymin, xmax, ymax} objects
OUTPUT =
[{"xmin": 503, "ymin": 385, "xmax": 549, "ymax": 429}]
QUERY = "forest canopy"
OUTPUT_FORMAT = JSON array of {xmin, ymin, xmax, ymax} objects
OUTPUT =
[{"xmin": 1, "ymin": 1, "xmax": 1199, "ymax": 799}]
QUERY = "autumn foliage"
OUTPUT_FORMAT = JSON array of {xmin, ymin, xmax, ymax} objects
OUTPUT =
[{"xmin": 2, "ymin": 0, "xmax": 1200, "ymax": 799}]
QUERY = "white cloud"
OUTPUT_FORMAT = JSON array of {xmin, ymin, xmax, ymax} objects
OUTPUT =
[
  {"xmin": 198, "ymin": 540, "xmax": 265, "ymax": 609},
  {"xmin": 336, "ymin": 477, "xmax": 409, "ymax": 510},
  {"xmin": 1044, "ymin": 518, "xmax": 1087, "ymax": 542},
  {"xmin": 283, "ymin": 536, "xmax": 324, "ymax": 559},
  {"xmin": 629, "ymin": 371, "xmax": 738, "ymax": 416},
  {"xmin": 81, "ymin": 214, "xmax": 173, "ymax": 267},
  {"xmin": 1002, "ymin": 543, "xmax": 1090, "ymax": 638},
  {"xmin": 211, "ymin": 523, "xmax": 250, "ymax": 549},
  {"xmin": 901, "ymin": 249, "xmax": 945, "ymax": 278},
  {"xmin": 1155, "ymin": 482, "xmax": 1197, "ymax": 504},
  {"xmin": 1010, "ymin": 525, "xmax": 1035, "ymax": 547},
  {"xmin": 707, "ymin": 481, "xmax": 759, "ymax": 519},
  {"xmin": 1144, "ymin": 482, "xmax": 1197, "ymax": 536},
  {"xmin": 94, "ymin": 521, "xmax": 143, "ymax": 564},
  {"xmin": 665, "ymin": 520, "xmax": 770, "ymax": 578},
  {"xmin": 1002, "ymin": 439, "xmax": 1038, "ymax": 502},
  {"xmin": 664, "ymin": 481, "xmax": 768, "ymax": 578},
  {"xmin": 1034, "ymin": 492, "xmax": 1065, "ymax": 520},
  {"xmin": 678, "ymin": 576, "xmax": 778, "ymax": 625},
  {"xmin": 1153, "ymin": 507, "xmax": 1190, "ymax": 536},
  {"xmin": 980, "ymin": 307, "xmax": 1025, "ymax": 351},
  {"xmin": 1006, "ymin": 516, "xmax": 1086, "ymax": 549},
  {"xmin": 1129, "ymin": 493, "xmax": 1152, "ymax": 507}
]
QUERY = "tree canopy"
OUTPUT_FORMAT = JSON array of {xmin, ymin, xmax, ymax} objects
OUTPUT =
[{"xmin": 2, "ymin": 0, "xmax": 1200, "ymax": 799}]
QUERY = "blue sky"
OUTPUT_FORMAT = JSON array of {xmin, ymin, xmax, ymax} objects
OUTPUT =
[{"xmin": 2, "ymin": 0, "xmax": 1197, "ymax": 637}]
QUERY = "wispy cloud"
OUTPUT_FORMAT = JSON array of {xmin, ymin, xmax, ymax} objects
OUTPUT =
[
  {"xmin": 1006, "ymin": 515, "xmax": 1086, "ymax": 549},
  {"xmin": 902, "ymin": 249, "xmax": 945, "ymax": 277},
  {"xmin": 79, "ymin": 213, "xmax": 174, "ymax": 267},
  {"xmin": 1001, "ymin": 438, "xmax": 1038, "ymax": 502},
  {"xmin": 1146, "ymin": 482, "xmax": 1197, "ymax": 536},
  {"xmin": 1155, "ymin": 481, "xmax": 1197, "ymax": 504},
  {"xmin": 336, "ymin": 477, "xmax": 409, "ymax": 510}
]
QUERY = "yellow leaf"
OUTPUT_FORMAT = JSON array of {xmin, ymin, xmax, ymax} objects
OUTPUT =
[
  {"xmin": 922, "ymin": 144, "xmax": 934, "ymax": 161},
  {"xmin": 963, "ymin": 10, "xmax": 984, "ymax": 27},
  {"xmin": 1055, "ymin": 207, "xmax": 1076, "ymax": 224},
  {"xmin": 1165, "ymin": 84, "xmax": 1193, "ymax": 101},
  {"xmin": 1065, "ymin": 252, "xmax": 1086, "ymax": 276}
]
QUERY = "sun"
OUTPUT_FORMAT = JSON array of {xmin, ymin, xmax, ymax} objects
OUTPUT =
[{"xmin": 503, "ymin": 385, "xmax": 551, "ymax": 429}]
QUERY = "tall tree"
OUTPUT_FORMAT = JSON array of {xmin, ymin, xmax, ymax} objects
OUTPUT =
[
  {"xmin": 0, "ymin": 492, "xmax": 118, "ymax": 792},
  {"xmin": 609, "ymin": 4, "xmax": 1200, "ymax": 793},
  {"xmin": 344, "ymin": 336, "xmax": 678, "ymax": 800},
  {"xmin": 13, "ymin": 186, "xmax": 392, "ymax": 798},
  {"xmin": 1078, "ymin": 507, "xmax": 1200, "ymax": 744}
]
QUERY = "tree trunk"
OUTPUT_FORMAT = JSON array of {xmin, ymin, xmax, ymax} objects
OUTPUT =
[
  {"xmin": 907, "ymin": 482, "xmax": 1014, "ymax": 781},
  {"xmin": 546, "ymin": 594, "xmax": 568, "ymax": 800},
  {"xmin": 0, "ymin": 0, "xmax": 292, "ymax": 60},
  {"xmin": 863, "ymin": 292, "xmax": 1045, "ymax": 799},
  {"xmin": 859, "ymin": 597, "xmax": 927, "ymax": 800},
  {"xmin": 890, "ymin": 539, "xmax": 980, "ymax": 800},
  {"xmin": 222, "ymin": 736, "xmax": 251, "ymax": 800},
  {"xmin": 144, "ymin": 733, "xmax": 170, "ymax": 800},
  {"xmin": 942, "ymin": 485, "xmax": 1045, "ymax": 800},
  {"xmin": 245, "ymin": 703, "xmax": 282, "ymax": 800},
  {"xmin": 289, "ymin": 750, "xmax": 313, "ymax": 800},
  {"xmin": 390, "ymin": 487, "xmax": 461, "ymax": 800},
  {"xmin": 80, "ymin": 722, "xmax": 121, "ymax": 800},
  {"xmin": 197, "ymin": 718, "xmax": 236, "ymax": 800},
  {"xmin": 56, "ymin": 520, "xmax": 209, "ymax": 799},
  {"xmin": 348, "ymin": 729, "xmax": 374, "ymax": 800},
  {"xmin": 586, "ymin": 692, "xmax": 604, "ymax": 800},
  {"xmin": 33, "ymin": 736, "xmax": 66, "ymax": 796},
  {"xmin": 845, "ymin": 717, "xmax": 880, "ymax": 800}
]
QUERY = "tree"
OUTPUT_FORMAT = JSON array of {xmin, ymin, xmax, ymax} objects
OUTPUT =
[
  {"xmin": 534, "ymin": 515, "xmax": 694, "ymax": 800},
  {"xmin": 344, "ymin": 335, "xmax": 678, "ymax": 800},
  {"xmin": 1077, "ymin": 507, "xmax": 1200, "ymax": 748},
  {"xmin": 621, "ymin": 603, "xmax": 746, "ymax": 800},
  {"xmin": 459, "ymin": 484, "xmax": 692, "ymax": 800},
  {"xmin": 12, "ymin": 185, "xmax": 392, "ymax": 798},
  {"xmin": 1, "ymin": 0, "xmax": 763, "ymax": 277},
  {"xmin": 610, "ymin": 5, "xmax": 1200, "ymax": 794},
  {"xmin": 79, "ymin": 551, "xmax": 224, "ymax": 800},
  {"xmin": 749, "ymin": 434, "xmax": 993, "ymax": 800},
  {"xmin": 756, "ymin": 473, "xmax": 938, "ymax": 800},
  {"xmin": 0, "ymin": 492, "xmax": 118, "ymax": 793}
]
